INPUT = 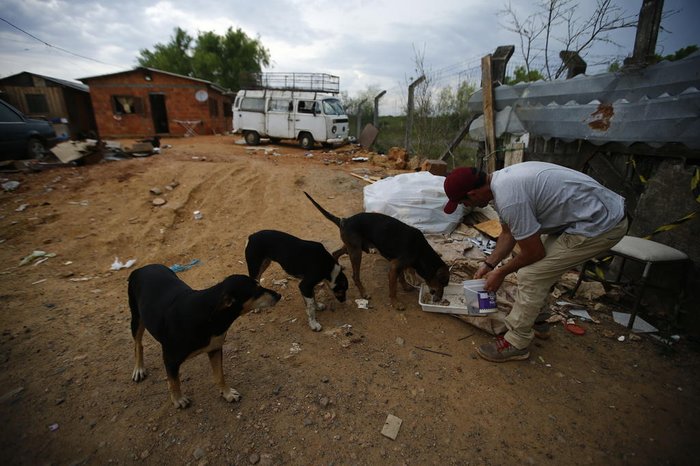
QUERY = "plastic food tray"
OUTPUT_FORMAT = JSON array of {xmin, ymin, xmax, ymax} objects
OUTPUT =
[{"xmin": 418, "ymin": 283, "xmax": 487, "ymax": 316}]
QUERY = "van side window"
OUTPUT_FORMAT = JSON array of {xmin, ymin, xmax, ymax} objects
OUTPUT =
[
  {"xmin": 240, "ymin": 97, "xmax": 265, "ymax": 112},
  {"xmin": 268, "ymin": 99, "xmax": 291, "ymax": 112},
  {"xmin": 298, "ymin": 100, "xmax": 317, "ymax": 114}
]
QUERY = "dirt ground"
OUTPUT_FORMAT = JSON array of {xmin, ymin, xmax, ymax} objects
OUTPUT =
[{"xmin": 0, "ymin": 135, "xmax": 698, "ymax": 466}]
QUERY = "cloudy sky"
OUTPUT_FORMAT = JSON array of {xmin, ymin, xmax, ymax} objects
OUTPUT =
[{"xmin": 1, "ymin": 0, "xmax": 698, "ymax": 114}]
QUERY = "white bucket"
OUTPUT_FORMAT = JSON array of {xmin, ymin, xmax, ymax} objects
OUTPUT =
[{"xmin": 463, "ymin": 279, "xmax": 498, "ymax": 314}]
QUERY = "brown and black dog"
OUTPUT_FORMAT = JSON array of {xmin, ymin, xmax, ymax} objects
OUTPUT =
[
  {"xmin": 128, "ymin": 264, "xmax": 281, "ymax": 408},
  {"xmin": 304, "ymin": 192, "xmax": 450, "ymax": 309}
]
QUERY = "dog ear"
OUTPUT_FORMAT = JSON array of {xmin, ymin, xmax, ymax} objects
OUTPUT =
[{"xmin": 219, "ymin": 293, "xmax": 237, "ymax": 310}]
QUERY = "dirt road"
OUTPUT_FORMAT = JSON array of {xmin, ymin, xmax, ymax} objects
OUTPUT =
[{"xmin": 0, "ymin": 135, "xmax": 697, "ymax": 465}]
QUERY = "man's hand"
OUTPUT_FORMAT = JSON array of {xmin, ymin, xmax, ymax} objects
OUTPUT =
[{"xmin": 482, "ymin": 268, "xmax": 506, "ymax": 292}]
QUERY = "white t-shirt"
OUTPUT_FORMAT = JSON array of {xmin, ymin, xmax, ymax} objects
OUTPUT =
[{"xmin": 491, "ymin": 162, "xmax": 625, "ymax": 240}]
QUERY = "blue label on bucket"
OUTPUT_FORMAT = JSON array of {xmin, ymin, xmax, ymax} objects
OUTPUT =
[{"xmin": 477, "ymin": 291, "xmax": 497, "ymax": 312}]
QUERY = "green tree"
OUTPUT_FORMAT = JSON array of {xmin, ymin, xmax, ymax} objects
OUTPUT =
[
  {"xmin": 137, "ymin": 27, "xmax": 193, "ymax": 77},
  {"xmin": 138, "ymin": 27, "xmax": 270, "ymax": 90},
  {"xmin": 504, "ymin": 66, "xmax": 546, "ymax": 84},
  {"xmin": 655, "ymin": 44, "xmax": 698, "ymax": 62}
]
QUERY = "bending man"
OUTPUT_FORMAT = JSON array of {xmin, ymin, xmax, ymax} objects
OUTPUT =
[{"xmin": 443, "ymin": 162, "xmax": 627, "ymax": 362}]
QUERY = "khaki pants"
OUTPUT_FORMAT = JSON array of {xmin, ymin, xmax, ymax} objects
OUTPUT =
[{"xmin": 504, "ymin": 218, "xmax": 628, "ymax": 349}]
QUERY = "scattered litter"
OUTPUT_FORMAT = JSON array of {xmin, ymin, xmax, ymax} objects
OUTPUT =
[
  {"xmin": 565, "ymin": 319, "xmax": 586, "ymax": 335},
  {"xmin": 272, "ymin": 279, "xmax": 288, "ymax": 287},
  {"xmin": 19, "ymin": 250, "xmax": 55, "ymax": 266},
  {"xmin": 33, "ymin": 257, "xmax": 50, "ymax": 266},
  {"xmin": 110, "ymin": 257, "xmax": 136, "ymax": 271},
  {"xmin": 193, "ymin": 210, "xmax": 203, "ymax": 220},
  {"xmin": 650, "ymin": 334, "xmax": 681, "ymax": 345},
  {"xmin": 15, "ymin": 204, "xmax": 29, "ymax": 212},
  {"xmin": 618, "ymin": 335, "xmax": 626, "ymax": 342},
  {"xmin": 69, "ymin": 276, "xmax": 94, "ymax": 282},
  {"xmin": 68, "ymin": 200, "xmax": 89, "ymax": 206},
  {"xmin": 48, "ymin": 423, "xmax": 59, "ymax": 432},
  {"xmin": 352, "ymin": 157, "xmax": 369, "ymax": 162},
  {"xmin": 569, "ymin": 309, "xmax": 597, "ymax": 322},
  {"xmin": 414, "ymin": 346, "xmax": 452, "ymax": 357},
  {"xmin": 32, "ymin": 279, "xmax": 47, "ymax": 285},
  {"xmin": 381, "ymin": 414, "xmax": 402, "ymax": 440},
  {"xmin": 2, "ymin": 181, "xmax": 20, "ymax": 191},
  {"xmin": 612, "ymin": 311, "xmax": 658, "ymax": 333},
  {"xmin": 467, "ymin": 236, "xmax": 496, "ymax": 255},
  {"xmin": 169, "ymin": 259, "xmax": 201, "ymax": 273},
  {"xmin": 289, "ymin": 342, "xmax": 302, "ymax": 354},
  {"xmin": 355, "ymin": 299, "xmax": 369, "ymax": 309}
]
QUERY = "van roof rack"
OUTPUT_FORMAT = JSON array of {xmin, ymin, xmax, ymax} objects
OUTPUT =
[{"xmin": 248, "ymin": 72, "xmax": 340, "ymax": 94}]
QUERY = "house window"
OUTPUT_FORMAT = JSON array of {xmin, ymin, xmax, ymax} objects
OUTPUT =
[
  {"xmin": 25, "ymin": 94, "xmax": 49, "ymax": 114},
  {"xmin": 112, "ymin": 95, "xmax": 143, "ymax": 114},
  {"xmin": 209, "ymin": 98, "xmax": 219, "ymax": 117}
]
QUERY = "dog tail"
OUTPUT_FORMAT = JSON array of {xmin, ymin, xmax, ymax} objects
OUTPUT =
[{"xmin": 303, "ymin": 191, "xmax": 343, "ymax": 227}]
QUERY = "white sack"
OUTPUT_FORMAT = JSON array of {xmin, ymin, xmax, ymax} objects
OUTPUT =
[{"xmin": 363, "ymin": 171, "xmax": 464, "ymax": 234}]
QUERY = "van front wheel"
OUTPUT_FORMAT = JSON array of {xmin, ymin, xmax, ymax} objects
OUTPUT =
[
  {"xmin": 299, "ymin": 133, "xmax": 315, "ymax": 150},
  {"xmin": 244, "ymin": 131, "xmax": 260, "ymax": 146}
]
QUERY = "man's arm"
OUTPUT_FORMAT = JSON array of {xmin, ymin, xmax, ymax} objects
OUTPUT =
[
  {"xmin": 479, "ymin": 227, "xmax": 546, "ymax": 292},
  {"xmin": 474, "ymin": 223, "xmax": 516, "ymax": 279}
]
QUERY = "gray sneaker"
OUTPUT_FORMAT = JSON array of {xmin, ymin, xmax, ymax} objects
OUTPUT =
[{"xmin": 477, "ymin": 336, "xmax": 530, "ymax": 362}]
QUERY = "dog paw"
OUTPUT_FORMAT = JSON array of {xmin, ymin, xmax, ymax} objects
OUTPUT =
[
  {"xmin": 222, "ymin": 388, "xmax": 241, "ymax": 402},
  {"xmin": 132, "ymin": 367, "xmax": 147, "ymax": 382},
  {"xmin": 172, "ymin": 396, "xmax": 191, "ymax": 409},
  {"xmin": 308, "ymin": 320, "xmax": 323, "ymax": 332}
]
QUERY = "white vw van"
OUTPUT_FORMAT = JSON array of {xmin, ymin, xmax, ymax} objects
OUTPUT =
[{"xmin": 232, "ymin": 89, "xmax": 349, "ymax": 149}]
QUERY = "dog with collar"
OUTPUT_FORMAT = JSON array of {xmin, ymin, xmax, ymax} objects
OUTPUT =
[
  {"xmin": 128, "ymin": 264, "xmax": 281, "ymax": 408},
  {"xmin": 303, "ymin": 192, "xmax": 450, "ymax": 310},
  {"xmin": 245, "ymin": 229, "xmax": 348, "ymax": 331}
]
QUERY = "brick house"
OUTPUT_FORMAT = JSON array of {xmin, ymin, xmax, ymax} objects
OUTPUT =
[{"xmin": 78, "ymin": 67, "xmax": 232, "ymax": 138}]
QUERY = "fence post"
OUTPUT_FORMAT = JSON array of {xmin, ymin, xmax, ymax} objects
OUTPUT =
[
  {"xmin": 405, "ymin": 75, "xmax": 425, "ymax": 155},
  {"xmin": 373, "ymin": 91, "xmax": 386, "ymax": 128}
]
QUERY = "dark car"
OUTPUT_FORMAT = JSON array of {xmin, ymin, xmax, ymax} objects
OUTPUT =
[{"xmin": 0, "ymin": 99, "xmax": 58, "ymax": 160}]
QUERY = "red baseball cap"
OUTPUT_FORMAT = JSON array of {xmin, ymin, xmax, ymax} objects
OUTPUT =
[{"xmin": 443, "ymin": 167, "xmax": 482, "ymax": 214}]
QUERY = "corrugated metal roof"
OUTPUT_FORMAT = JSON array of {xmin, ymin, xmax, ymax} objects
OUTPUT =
[{"xmin": 467, "ymin": 52, "xmax": 700, "ymax": 149}]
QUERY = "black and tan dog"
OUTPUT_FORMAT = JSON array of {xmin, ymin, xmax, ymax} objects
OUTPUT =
[
  {"xmin": 245, "ymin": 229, "xmax": 348, "ymax": 331},
  {"xmin": 128, "ymin": 264, "xmax": 281, "ymax": 408},
  {"xmin": 304, "ymin": 192, "xmax": 450, "ymax": 309}
]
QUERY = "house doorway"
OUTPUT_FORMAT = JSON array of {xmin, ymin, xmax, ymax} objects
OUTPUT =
[{"xmin": 149, "ymin": 93, "xmax": 169, "ymax": 134}]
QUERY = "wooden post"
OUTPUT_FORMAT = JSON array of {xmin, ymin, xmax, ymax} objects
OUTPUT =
[
  {"xmin": 625, "ymin": 0, "xmax": 664, "ymax": 68},
  {"xmin": 481, "ymin": 54, "xmax": 497, "ymax": 174}
]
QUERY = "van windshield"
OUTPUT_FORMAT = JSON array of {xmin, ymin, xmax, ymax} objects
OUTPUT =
[{"xmin": 322, "ymin": 99, "xmax": 345, "ymax": 116}]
